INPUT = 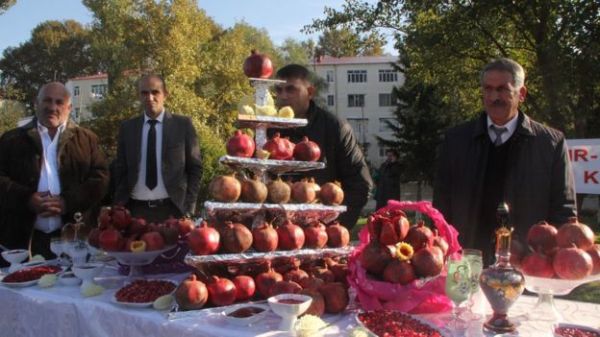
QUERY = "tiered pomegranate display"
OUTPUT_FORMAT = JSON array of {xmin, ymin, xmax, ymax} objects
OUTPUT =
[
  {"xmin": 179, "ymin": 50, "xmax": 352, "ymax": 315},
  {"xmin": 513, "ymin": 217, "xmax": 600, "ymax": 322},
  {"xmin": 348, "ymin": 200, "xmax": 462, "ymax": 314}
]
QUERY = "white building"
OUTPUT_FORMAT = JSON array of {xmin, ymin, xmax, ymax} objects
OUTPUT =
[
  {"xmin": 310, "ymin": 56, "xmax": 404, "ymax": 168},
  {"xmin": 65, "ymin": 73, "xmax": 108, "ymax": 122}
]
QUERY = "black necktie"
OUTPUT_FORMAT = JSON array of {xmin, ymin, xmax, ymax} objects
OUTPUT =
[
  {"xmin": 146, "ymin": 119, "xmax": 158, "ymax": 190},
  {"xmin": 490, "ymin": 125, "xmax": 508, "ymax": 146}
]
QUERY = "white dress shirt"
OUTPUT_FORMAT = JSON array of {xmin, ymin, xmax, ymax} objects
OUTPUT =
[
  {"xmin": 131, "ymin": 111, "xmax": 169, "ymax": 200},
  {"xmin": 487, "ymin": 115, "xmax": 518, "ymax": 145},
  {"xmin": 34, "ymin": 122, "xmax": 66, "ymax": 233}
]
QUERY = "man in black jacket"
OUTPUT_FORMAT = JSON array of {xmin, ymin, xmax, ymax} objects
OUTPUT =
[
  {"xmin": 271, "ymin": 64, "xmax": 373, "ymax": 228},
  {"xmin": 433, "ymin": 58, "xmax": 576, "ymax": 262}
]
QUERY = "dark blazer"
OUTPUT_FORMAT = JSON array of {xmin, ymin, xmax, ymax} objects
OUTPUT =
[
  {"xmin": 432, "ymin": 112, "xmax": 576, "ymax": 247},
  {"xmin": 113, "ymin": 111, "xmax": 202, "ymax": 215},
  {"xmin": 0, "ymin": 119, "xmax": 109, "ymax": 249},
  {"xmin": 270, "ymin": 101, "xmax": 373, "ymax": 228}
]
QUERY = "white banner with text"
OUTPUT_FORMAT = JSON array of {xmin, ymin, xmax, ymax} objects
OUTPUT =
[{"xmin": 567, "ymin": 139, "xmax": 600, "ymax": 194}]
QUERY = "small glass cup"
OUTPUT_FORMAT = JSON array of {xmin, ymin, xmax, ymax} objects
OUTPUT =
[
  {"xmin": 50, "ymin": 237, "xmax": 66, "ymax": 264},
  {"xmin": 462, "ymin": 249, "xmax": 483, "ymax": 320},
  {"xmin": 445, "ymin": 255, "xmax": 471, "ymax": 334}
]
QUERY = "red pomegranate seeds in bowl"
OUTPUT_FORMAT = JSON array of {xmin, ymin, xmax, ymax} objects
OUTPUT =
[
  {"xmin": 115, "ymin": 279, "xmax": 176, "ymax": 304},
  {"xmin": 357, "ymin": 310, "xmax": 448, "ymax": 337},
  {"xmin": 2, "ymin": 265, "xmax": 62, "ymax": 283}
]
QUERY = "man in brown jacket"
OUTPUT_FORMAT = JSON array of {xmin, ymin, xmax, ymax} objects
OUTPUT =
[{"xmin": 0, "ymin": 82, "xmax": 109, "ymax": 260}]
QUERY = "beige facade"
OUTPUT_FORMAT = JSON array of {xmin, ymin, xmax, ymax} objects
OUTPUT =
[
  {"xmin": 310, "ymin": 56, "xmax": 404, "ymax": 167},
  {"xmin": 65, "ymin": 73, "xmax": 108, "ymax": 122}
]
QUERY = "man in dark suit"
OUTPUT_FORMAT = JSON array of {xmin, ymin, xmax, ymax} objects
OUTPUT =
[{"xmin": 114, "ymin": 75, "xmax": 202, "ymax": 222}]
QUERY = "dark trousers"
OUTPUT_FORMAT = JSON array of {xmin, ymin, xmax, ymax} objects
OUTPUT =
[
  {"xmin": 126, "ymin": 198, "xmax": 182, "ymax": 223},
  {"xmin": 30, "ymin": 228, "xmax": 61, "ymax": 259}
]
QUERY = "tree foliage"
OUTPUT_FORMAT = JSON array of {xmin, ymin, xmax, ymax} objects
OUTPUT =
[
  {"xmin": 0, "ymin": 0, "xmax": 15, "ymax": 14},
  {"xmin": 306, "ymin": 0, "xmax": 600, "ymax": 138},
  {"xmin": 278, "ymin": 38, "xmax": 315, "ymax": 65},
  {"xmin": 315, "ymin": 26, "xmax": 385, "ymax": 57},
  {"xmin": 0, "ymin": 20, "xmax": 96, "ymax": 110},
  {"xmin": 0, "ymin": 98, "xmax": 26, "ymax": 136}
]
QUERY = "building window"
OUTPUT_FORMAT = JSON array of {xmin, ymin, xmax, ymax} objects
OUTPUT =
[
  {"xmin": 347, "ymin": 70, "xmax": 367, "ymax": 83},
  {"xmin": 379, "ymin": 118, "xmax": 397, "ymax": 132},
  {"xmin": 73, "ymin": 107, "xmax": 80, "ymax": 120},
  {"xmin": 327, "ymin": 95, "xmax": 335, "ymax": 106},
  {"xmin": 326, "ymin": 70, "xmax": 335, "ymax": 83},
  {"xmin": 348, "ymin": 94, "xmax": 365, "ymax": 107},
  {"xmin": 73, "ymin": 86, "xmax": 80, "ymax": 96},
  {"xmin": 379, "ymin": 93, "xmax": 394, "ymax": 107},
  {"xmin": 91, "ymin": 84, "xmax": 108, "ymax": 97},
  {"xmin": 379, "ymin": 69, "xmax": 398, "ymax": 82}
]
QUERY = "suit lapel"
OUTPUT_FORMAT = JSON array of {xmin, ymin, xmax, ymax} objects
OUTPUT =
[
  {"xmin": 131, "ymin": 115, "xmax": 144, "ymax": 173},
  {"xmin": 57, "ymin": 121, "xmax": 77, "ymax": 169},
  {"xmin": 25, "ymin": 120, "xmax": 43, "ymax": 174},
  {"xmin": 161, "ymin": 111, "xmax": 173, "ymax": 163}
]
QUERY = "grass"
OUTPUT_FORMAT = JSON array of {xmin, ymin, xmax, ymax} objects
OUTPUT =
[{"xmin": 351, "ymin": 217, "xmax": 600, "ymax": 304}]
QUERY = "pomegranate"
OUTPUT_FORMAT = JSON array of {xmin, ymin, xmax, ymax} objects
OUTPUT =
[
  {"xmin": 432, "ymin": 229, "xmax": 449, "ymax": 257},
  {"xmin": 553, "ymin": 245, "xmax": 593, "ymax": 280},
  {"xmin": 255, "ymin": 268, "xmax": 283, "ymax": 298},
  {"xmin": 293, "ymin": 136, "xmax": 321, "ymax": 161},
  {"xmin": 176, "ymin": 217, "xmax": 195, "ymax": 237},
  {"xmin": 98, "ymin": 206, "xmax": 112, "ymax": 229},
  {"xmin": 267, "ymin": 178, "xmax": 291, "ymax": 203},
  {"xmin": 586, "ymin": 244, "xmax": 600, "ymax": 274},
  {"xmin": 187, "ymin": 221, "xmax": 220, "ymax": 255},
  {"xmin": 226, "ymin": 130, "xmax": 255, "ymax": 158},
  {"xmin": 263, "ymin": 132, "xmax": 294, "ymax": 160},
  {"xmin": 311, "ymin": 266, "xmax": 336, "ymax": 283},
  {"xmin": 232, "ymin": 275, "xmax": 255, "ymax": 301},
  {"xmin": 129, "ymin": 217, "xmax": 148, "ymax": 235},
  {"xmin": 299, "ymin": 276, "xmax": 324, "ymax": 290},
  {"xmin": 510, "ymin": 238, "xmax": 530, "ymax": 268},
  {"xmin": 207, "ymin": 276, "xmax": 237, "ymax": 306},
  {"xmin": 318, "ymin": 282, "xmax": 349, "ymax": 314},
  {"xmin": 527, "ymin": 221, "xmax": 558, "ymax": 254},
  {"xmin": 88, "ymin": 228, "xmax": 101, "ymax": 248},
  {"xmin": 175, "ymin": 274, "xmax": 208, "ymax": 310},
  {"xmin": 240, "ymin": 176, "xmax": 268, "ymax": 203},
  {"xmin": 251, "ymin": 221, "xmax": 278, "ymax": 252},
  {"xmin": 326, "ymin": 221, "xmax": 350, "ymax": 248},
  {"xmin": 383, "ymin": 260, "xmax": 416, "ymax": 285},
  {"xmin": 324, "ymin": 258, "xmax": 349, "ymax": 286},
  {"xmin": 319, "ymin": 181, "xmax": 344, "ymax": 205},
  {"xmin": 404, "ymin": 221, "xmax": 434, "ymax": 251},
  {"xmin": 556, "ymin": 218, "xmax": 595, "ymax": 250},
  {"xmin": 158, "ymin": 225, "xmax": 179, "ymax": 246},
  {"xmin": 220, "ymin": 221, "xmax": 253, "ymax": 253},
  {"xmin": 284, "ymin": 267, "xmax": 309, "ymax": 284},
  {"xmin": 270, "ymin": 280, "xmax": 302, "ymax": 296},
  {"xmin": 98, "ymin": 228, "xmax": 124, "ymax": 251},
  {"xmin": 300, "ymin": 288, "xmax": 325, "ymax": 317},
  {"xmin": 291, "ymin": 178, "xmax": 318, "ymax": 203},
  {"xmin": 360, "ymin": 241, "xmax": 393, "ymax": 275},
  {"xmin": 209, "ymin": 174, "xmax": 241, "ymax": 202},
  {"xmin": 411, "ymin": 245, "xmax": 444, "ymax": 278},
  {"xmin": 276, "ymin": 220, "xmax": 305, "ymax": 250},
  {"xmin": 243, "ymin": 50, "xmax": 273, "ymax": 78},
  {"xmin": 303, "ymin": 222, "xmax": 328, "ymax": 249},
  {"xmin": 378, "ymin": 214, "xmax": 409, "ymax": 246},
  {"xmin": 521, "ymin": 252, "xmax": 555, "ymax": 278},
  {"xmin": 111, "ymin": 205, "xmax": 132, "ymax": 230}
]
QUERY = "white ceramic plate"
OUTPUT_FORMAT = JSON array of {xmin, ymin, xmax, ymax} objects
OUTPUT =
[
  {"xmin": 355, "ymin": 311, "xmax": 450, "ymax": 337},
  {"xmin": 1, "ymin": 279, "xmax": 40, "ymax": 288}
]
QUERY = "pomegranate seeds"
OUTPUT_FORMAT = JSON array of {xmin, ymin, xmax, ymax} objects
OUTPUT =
[
  {"xmin": 3, "ymin": 265, "xmax": 62, "ymax": 283},
  {"xmin": 358, "ymin": 310, "xmax": 444, "ymax": 337},
  {"xmin": 115, "ymin": 280, "xmax": 176, "ymax": 303}
]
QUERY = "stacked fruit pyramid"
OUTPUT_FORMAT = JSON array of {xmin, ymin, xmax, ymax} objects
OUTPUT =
[{"xmin": 178, "ymin": 50, "xmax": 353, "ymax": 316}]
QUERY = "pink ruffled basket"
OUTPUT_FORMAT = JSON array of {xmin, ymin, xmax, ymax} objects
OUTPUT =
[{"xmin": 348, "ymin": 200, "xmax": 462, "ymax": 314}]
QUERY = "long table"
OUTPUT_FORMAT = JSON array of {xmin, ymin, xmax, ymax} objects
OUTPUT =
[{"xmin": 1, "ymin": 269, "xmax": 599, "ymax": 337}]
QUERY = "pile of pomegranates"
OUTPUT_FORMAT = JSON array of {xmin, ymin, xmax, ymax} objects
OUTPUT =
[
  {"xmin": 224, "ymin": 130, "xmax": 322, "ymax": 162},
  {"xmin": 517, "ymin": 218, "xmax": 599, "ymax": 280},
  {"xmin": 208, "ymin": 174, "xmax": 345, "ymax": 206},
  {"xmin": 88, "ymin": 206, "xmax": 194, "ymax": 253},
  {"xmin": 357, "ymin": 209, "xmax": 449, "ymax": 284},
  {"xmin": 186, "ymin": 219, "xmax": 350, "ymax": 256},
  {"xmin": 174, "ymin": 257, "xmax": 350, "ymax": 314}
]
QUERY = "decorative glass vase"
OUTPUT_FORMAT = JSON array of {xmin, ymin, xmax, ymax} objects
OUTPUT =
[{"xmin": 479, "ymin": 203, "xmax": 525, "ymax": 334}]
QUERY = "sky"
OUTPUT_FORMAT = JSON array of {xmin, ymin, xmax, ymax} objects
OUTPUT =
[{"xmin": 0, "ymin": 0, "xmax": 396, "ymax": 55}]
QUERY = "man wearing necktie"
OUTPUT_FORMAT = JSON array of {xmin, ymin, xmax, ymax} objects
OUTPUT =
[
  {"xmin": 114, "ymin": 75, "xmax": 202, "ymax": 223},
  {"xmin": 433, "ymin": 58, "xmax": 576, "ymax": 262},
  {"xmin": 0, "ymin": 82, "xmax": 109, "ymax": 260}
]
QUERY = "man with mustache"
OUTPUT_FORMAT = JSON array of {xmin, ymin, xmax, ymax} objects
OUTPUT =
[
  {"xmin": 432, "ymin": 58, "xmax": 576, "ymax": 262},
  {"xmin": 0, "ymin": 82, "xmax": 109, "ymax": 260}
]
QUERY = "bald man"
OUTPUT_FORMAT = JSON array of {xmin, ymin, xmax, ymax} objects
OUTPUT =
[{"xmin": 0, "ymin": 82, "xmax": 109, "ymax": 260}]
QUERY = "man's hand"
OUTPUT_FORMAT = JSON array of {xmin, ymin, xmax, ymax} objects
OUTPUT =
[{"xmin": 29, "ymin": 192, "xmax": 65, "ymax": 217}]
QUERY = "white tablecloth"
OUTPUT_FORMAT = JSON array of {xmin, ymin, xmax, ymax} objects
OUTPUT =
[{"xmin": 1, "ymin": 269, "xmax": 599, "ymax": 337}]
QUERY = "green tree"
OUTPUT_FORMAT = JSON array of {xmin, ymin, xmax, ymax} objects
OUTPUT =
[
  {"xmin": 0, "ymin": 20, "xmax": 95, "ymax": 110},
  {"xmin": 0, "ymin": 97, "xmax": 26, "ymax": 135},
  {"xmin": 306, "ymin": 0, "xmax": 600, "ymax": 137},
  {"xmin": 0, "ymin": 0, "xmax": 15, "ymax": 14},
  {"xmin": 315, "ymin": 26, "xmax": 384, "ymax": 57},
  {"xmin": 278, "ymin": 38, "xmax": 315, "ymax": 65}
]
